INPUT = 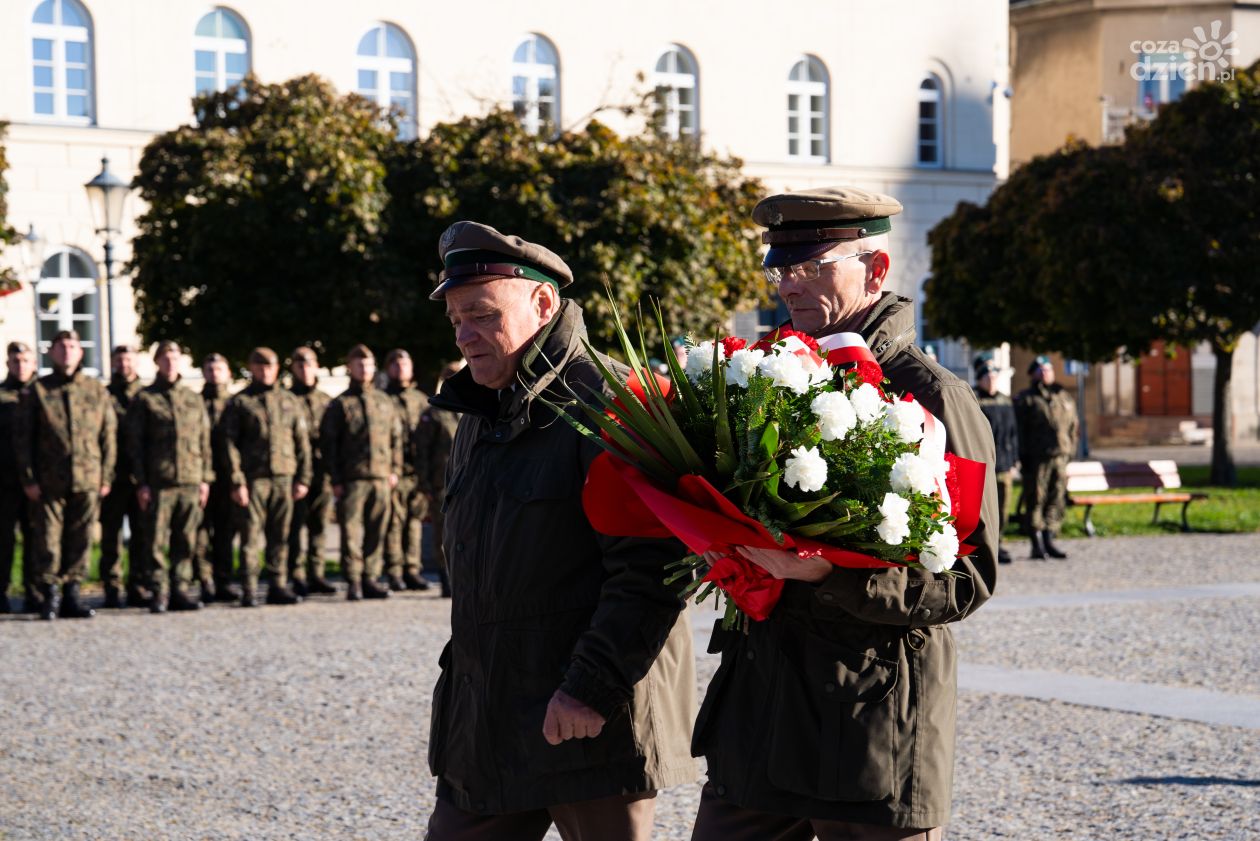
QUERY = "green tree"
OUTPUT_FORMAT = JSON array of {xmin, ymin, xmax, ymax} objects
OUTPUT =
[{"xmin": 0, "ymin": 122, "xmax": 22, "ymax": 298}]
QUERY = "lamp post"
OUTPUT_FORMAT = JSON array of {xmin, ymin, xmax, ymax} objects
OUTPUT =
[{"xmin": 84, "ymin": 156, "xmax": 131, "ymax": 356}]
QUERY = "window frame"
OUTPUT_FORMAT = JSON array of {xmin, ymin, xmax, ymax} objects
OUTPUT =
[
  {"xmin": 786, "ymin": 56, "xmax": 829, "ymax": 163},
  {"xmin": 511, "ymin": 33, "xmax": 561, "ymax": 137},
  {"xmin": 354, "ymin": 22, "xmax": 418, "ymax": 141},
  {"xmin": 193, "ymin": 6, "xmax": 251, "ymax": 96},
  {"xmin": 652, "ymin": 44, "xmax": 699, "ymax": 140},
  {"xmin": 29, "ymin": 0, "xmax": 94, "ymax": 125},
  {"xmin": 34, "ymin": 247, "xmax": 102, "ymax": 376},
  {"xmin": 917, "ymin": 73, "xmax": 944, "ymax": 169}
]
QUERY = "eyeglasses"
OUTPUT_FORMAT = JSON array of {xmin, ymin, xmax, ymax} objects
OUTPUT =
[{"xmin": 763, "ymin": 251, "xmax": 875, "ymax": 285}]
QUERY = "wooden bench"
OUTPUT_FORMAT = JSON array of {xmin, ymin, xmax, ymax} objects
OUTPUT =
[{"xmin": 1065, "ymin": 460, "xmax": 1209, "ymax": 536}]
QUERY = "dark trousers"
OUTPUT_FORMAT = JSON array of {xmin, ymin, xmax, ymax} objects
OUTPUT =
[
  {"xmin": 99, "ymin": 477, "xmax": 144, "ymax": 590},
  {"xmin": 424, "ymin": 791, "xmax": 655, "ymax": 841},
  {"xmin": 32, "ymin": 491, "xmax": 100, "ymax": 587},
  {"xmin": 195, "ymin": 480, "xmax": 236, "ymax": 586},
  {"xmin": 995, "ymin": 469, "xmax": 1013, "ymax": 544},
  {"xmin": 0, "ymin": 481, "xmax": 36, "ymax": 601},
  {"xmin": 690, "ymin": 784, "xmax": 941, "ymax": 841}
]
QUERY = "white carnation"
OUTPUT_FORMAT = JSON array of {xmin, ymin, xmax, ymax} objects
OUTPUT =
[
  {"xmin": 805, "ymin": 357, "xmax": 833, "ymax": 387},
  {"xmin": 757, "ymin": 351, "xmax": 811, "ymax": 395},
  {"xmin": 727, "ymin": 348, "xmax": 765, "ymax": 388},
  {"xmin": 884, "ymin": 399, "xmax": 926, "ymax": 443},
  {"xmin": 889, "ymin": 452, "xmax": 940, "ymax": 497},
  {"xmin": 777, "ymin": 335, "xmax": 810, "ymax": 355},
  {"xmin": 684, "ymin": 341, "xmax": 716, "ymax": 384},
  {"xmin": 783, "ymin": 446, "xmax": 828, "ymax": 493},
  {"xmin": 850, "ymin": 382, "xmax": 886, "ymax": 423},
  {"xmin": 920, "ymin": 523, "xmax": 960, "ymax": 573},
  {"xmin": 876, "ymin": 492, "xmax": 912, "ymax": 546},
  {"xmin": 810, "ymin": 391, "xmax": 857, "ymax": 442}
]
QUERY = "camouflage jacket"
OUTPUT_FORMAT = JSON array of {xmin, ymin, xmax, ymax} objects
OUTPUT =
[
  {"xmin": 202, "ymin": 383, "xmax": 232, "ymax": 485},
  {"xmin": 415, "ymin": 402, "xmax": 459, "ymax": 497},
  {"xmin": 0, "ymin": 375, "xmax": 34, "ymax": 478},
  {"xmin": 15, "ymin": 368, "xmax": 116, "ymax": 497},
  {"xmin": 1015, "ymin": 381, "xmax": 1078, "ymax": 460},
  {"xmin": 290, "ymin": 381, "xmax": 332, "ymax": 464},
  {"xmin": 127, "ymin": 376, "xmax": 214, "ymax": 488},
  {"xmin": 108, "ymin": 374, "xmax": 144, "ymax": 482},
  {"xmin": 385, "ymin": 381, "xmax": 429, "ymax": 476},
  {"xmin": 320, "ymin": 381, "xmax": 402, "ymax": 485},
  {"xmin": 221, "ymin": 381, "xmax": 312, "ymax": 486}
]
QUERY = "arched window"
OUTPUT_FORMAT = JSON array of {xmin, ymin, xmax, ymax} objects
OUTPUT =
[
  {"xmin": 355, "ymin": 23, "xmax": 417, "ymax": 140},
  {"xmin": 36, "ymin": 248, "xmax": 101, "ymax": 374},
  {"xmin": 652, "ymin": 45, "xmax": 699, "ymax": 140},
  {"xmin": 30, "ymin": 0, "xmax": 93, "ymax": 123},
  {"xmin": 918, "ymin": 75, "xmax": 943, "ymax": 168},
  {"xmin": 787, "ymin": 57, "xmax": 828, "ymax": 162},
  {"xmin": 194, "ymin": 7, "xmax": 250, "ymax": 95},
  {"xmin": 512, "ymin": 34, "xmax": 559, "ymax": 137}
]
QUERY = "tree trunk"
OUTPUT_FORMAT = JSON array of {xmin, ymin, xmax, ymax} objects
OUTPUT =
[{"xmin": 1210, "ymin": 343, "xmax": 1236, "ymax": 487}]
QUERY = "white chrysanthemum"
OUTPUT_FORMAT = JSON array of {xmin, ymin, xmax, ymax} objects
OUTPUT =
[
  {"xmin": 889, "ymin": 452, "xmax": 939, "ymax": 497},
  {"xmin": 684, "ymin": 341, "xmax": 716, "ymax": 384},
  {"xmin": 811, "ymin": 391, "xmax": 857, "ymax": 442},
  {"xmin": 757, "ymin": 351, "xmax": 811, "ymax": 395},
  {"xmin": 884, "ymin": 399, "xmax": 926, "ymax": 443},
  {"xmin": 850, "ymin": 382, "xmax": 886, "ymax": 423},
  {"xmin": 727, "ymin": 348, "xmax": 765, "ymax": 388},
  {"xmin": 784, "ymin": 446, "xmax": 828, "ymax": 493},
  {"xmin": 876, "ymin": 492, "xmax": 912, "ymax": 546},
  {"xmin": 919, "ymin": 523, "xmax": 960, "ymax": 573}
]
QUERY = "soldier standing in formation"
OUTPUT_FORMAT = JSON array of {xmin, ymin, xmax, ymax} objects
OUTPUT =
[
  {"xmin": 126, "ymin": 341, "xmax": 214, "ymax": 613},
  {"xmin": 1, "ymin": 341, "xmax": 37, "ymax": 614},
  {"xmin": 321, "ymin": 345, "xmax": 401, "ymax": 602},
  {"xmin": 287, "ymin": 347, "xmax": 336, "ymax": 596},
  {"xmin": 195, "ymin": 353, "xmax": 239, "ymax": 601},
  {"xmin": 222, "ymin": 347, "xmax": 311, "ymax": 606},
  {"xmin": 15, "ymin": 330, "xmax": 115, "ymax": 620},
  {"xmin": 1015, "ymin": 355, "xmax": 1077, "ymax": 560},
  {"xmin": 99, "ymin": 344, "xmax": 146, "ymax": 608},
  {"xmin": 384, "ymin": 348, "xmax": 430, "ymax": 591},
  {"xmin": 973, "ymin": 352, "xmax": 1019, "ymax": 564},
  {"xmin": 414, "ymin": 360, "xmax": 462, "ymax": 599}
]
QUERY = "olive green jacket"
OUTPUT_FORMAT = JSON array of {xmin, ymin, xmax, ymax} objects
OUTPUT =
[
  {"xmin": 415, "ymin": 403, "xmax": 459, "ymax": 497},
  {"xmin": 385, "ymin": 381, "xmax": 429, "ymax": 477},
  {"xmin": 320, "ymin": 381, "xmax": 403, "ymax": 484},
  {"xmin": 1015, "ymin": 381, "xmax": 1078, "ymax": 462},
  {"xmin": 15, "ymin": 368, "xmax": 117, "ymax": 498},
  {"xmin": 107, "ymin": 374, "xmax": 144, "ymax": 483},
  {"xmin": 694, "ymin": 293, "xmax": 1000, "ymax": 829},
  {"xmin": 221, "ymin": 381, "xmax": 312, "ymax": 487},
  {"xmin": 126, "ymin": 376, "xmax": 214, "ymax": 488},
  {"xmin": 427, "ymin": 300, "xmax": 698, "ymax": 815},
  {"xmin": 0, "ymin": 375, "xmax": 34, "ymax": 478}
]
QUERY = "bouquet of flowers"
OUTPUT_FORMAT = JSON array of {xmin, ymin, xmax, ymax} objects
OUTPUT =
[{"xmin": 547, "ymin": 305, "xmax": 984, "ymax": 629}]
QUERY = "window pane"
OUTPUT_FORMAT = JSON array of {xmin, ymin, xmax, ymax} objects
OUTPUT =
[
  {"xmin": 357, "ymin": 28, "xmax": 379, "ymax": 57},
  {"xmin": 539, "ymin": 100, "xmax": 554, "ymax": 128},
  {"xmin": 385, "ymin": 26, "xmax": 410, "ymax": 58},
  {"xmin": 220, "ymin": 11, "xmax": 247, "ymax": 40},
  {"xmin": 358, "ymin": 69, "xmax": 377, "ymax": 91},
  {"xmin": 534, "ymin": 38, "xmax": 557, "ymax": 65},
  {"xmin": 678, "ymin": 87, "xmax": 694, "ymax": 106},
  {"xmin": 919, "ymin": 123, "xmax": 937, "ymax": 141},
  {"xmin": 919, "ymin": 145, "xmax": 937, "ymax": 163},
  {"xmin": 655, "ymin": 53, "xmax": 671, "ymax": 73},
  {"xmin": 788, "ymin": 93, "xmax": 799, "ymax": 113},
  {"xmin": 807, "ymin": 61, "xmax": 823, "ymax": 82},
  {"xmin": 68, "ymin": 253, "xmax": 93, "ymax": 276},
  {"xmin": 788, "ymin": 138, "xmax": 799, "ymax": 156},
  {"xmin": 811, "ymin": 116, "xmax": 824, "ymax": 135},
  {"xmin": 67, "ymin": 94, "xmax": 89, "ymax": 116},
  {"xmin": 195, "ymin": 50, "xmax": 215, "ymax": 72},
  {"xmin": 390, "ymin": 71, "xmax": 411, "ymax": 93},
  {"xmin": 195, "ymin": 11, "xmax": 218, "ymax": 37},
  {"xmin": 919, "ymin": 101, "xmax": 936, "ymax": 119},
  {"xmin": 72, "ymin": 291, "xmax": 94, "ymax": 315},
  {"xmin": 33, "ymin": 0, "xmax": 54, "ymax": 24},
  {"xmin": 512, "ymin": 76, "xmax": 526, "ymax": 100},
  {"xmin": 34, "ymin": 92, "xmax": 55, "ymax": 114},
  {"xmin": 61, "ymin": 0, "xmax": 87, "ymax": 27},
  {"xmin": 1169, "ymin": 76, "xmax": 1187, "ymax": 101},
  {"xmin": 810, "ymin": 95, "xmax": 824, "ymax": 115},
  {"xmin": 513, "ymin": 40, "xmax": 531, "ymax": 63},
  {"xmin": 538, "ymin": 77, "xmax": 554, "ymax": 99},
  {"xmin": 66, "ymin": 68, "xmax": 88, "ymax": 90},
  {"xmin": 921, "ymin": 77, "xmax": 938, "ymax": 91},
  {"xmin": 65, "ymin": 40, "xmax": 86, "ymax": 63},
  {"xmin": 34, "ymin": 38, "xmax": 53, "ymax": 60},
  {"xmin": 811, "ymin": 139, "xmax": 824, "ymax": 158},
  {"xmin": 788, "ymin": 114, "xmax": 798, "ymax": 133},
  {"xmin": 790, "ymin": 60, "xmax": 804, "ymax": 81},
  {"xmin": 34, "ymin": 65, "xmax": 54, "ymax": 88},
  {"xmin": 225, "ymin": 52, "xmax": 248, "ymax": 75},
  {"xmin": 196, "ymin": 75, "xmax": 217, "ymax": 94}
]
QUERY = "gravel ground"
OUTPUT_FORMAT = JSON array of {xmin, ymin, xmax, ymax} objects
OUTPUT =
[{"xmin": 1, "ymin": 533, "xmax": 1256, "ymax": 840}]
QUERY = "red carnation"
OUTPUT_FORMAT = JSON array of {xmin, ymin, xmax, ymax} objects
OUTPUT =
[
  {"xmin": 720, "ymin": 337, "xmax": 747, "ymax": 358},
  {"xmin": 752, "ymin": 327, "xmax": 820, "ymax": 355},
  {"xmin": 855, "ymin": 360, "xmax": 883, "ymax": 388}
]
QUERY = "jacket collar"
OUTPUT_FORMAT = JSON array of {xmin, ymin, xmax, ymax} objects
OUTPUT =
[
  {"xmin": 152, "ymin": 374, "xmax": 181, "ymax": 392},
  {"xmin": 347, "ymin": 379, "xmax": 374, "ymax": 395},
  {"xmin": 244, "ymin": 380, "xmax": 277, "ymax": 396},
  {"xmin": 203, "ymin": 382, "xmax": 227, "ymax": 399},
  {"xmin": 290, "ymin": 380, "xmax": 319, "ymax": 396},
  {"xmin": 856, "ymin": 292, "xmax": 917, "ymax": 365},
  {"xmin": 2, "ymin": 374, "xmax": 32, "ymax": 390}
]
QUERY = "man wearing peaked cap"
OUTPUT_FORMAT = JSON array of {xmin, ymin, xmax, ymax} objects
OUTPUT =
[
  {"xmin": 1015, "ymin": 355, "xmax": 1076, "ymax": 560},
  {"xmin": 690, "ymin": 188, "xmax": 1000, "ymax": 840},
  {"xmin": 973, "ymin": 353, "xmax": 1018, "ymax": 565},
  {"xmin": 423, "ymin": 221, "xmax": 696, "ymax": 839}
]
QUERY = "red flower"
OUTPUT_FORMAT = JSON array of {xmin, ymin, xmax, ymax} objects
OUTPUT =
[
  {"xmin": 720, "ymin": 337, "xmax": 747, "ymax": 358},
  {"xmin": 752, "ymin": 327, "xmax": 820, "ymax": 355},
  {"xmin": 855, "ymin": 360, "xmax": 883, "ymax": 388}
]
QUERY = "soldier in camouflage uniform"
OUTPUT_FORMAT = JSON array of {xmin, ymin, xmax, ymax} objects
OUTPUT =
[
  {"xmin": 1015, "ymin": 355, "xmax": 1078, "ymax": 560},
  {"xmin": 127, "ymin": 341, "xmax": 214, "ymax": 613},
  {"xmin": 321, "ymin": 344, "xmax": 401, "ymax": 601},
  {"xmin": 15, "ymin": 330, "xmax": 114, "ymax": 620},
  {"xmin": 194, "ymin": 353, "xmax": 240, "ymax": 602},
  {"xmin": 383, "ymin": 348, "xmax": 431, "ymax": 591},
  {"xmin": 973, "ymin": 353, "xmax": 1019, "ymax": 565},
  {"xmin": 221, "ymin": 347, "xmax": 312, "ymax": 607},
  {"xmin": 286, "ymin": 347, "xmax": 336, "ymax": 596},
  {"xmin": 1, "ymin": 342, "xmax": 38, "ymax": 614},
  {"xmin": 414, "ymin": 360, "xmax": 463, "ymax": 599},
  {"xmin": 99, "ymin": 344, "xmax": 146, "ymax": 608}
]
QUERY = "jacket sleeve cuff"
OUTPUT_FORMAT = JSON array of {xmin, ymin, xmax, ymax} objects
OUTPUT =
[{"xmin": 559, "ymin": 658, "xmax": 629, "ymax": 720}]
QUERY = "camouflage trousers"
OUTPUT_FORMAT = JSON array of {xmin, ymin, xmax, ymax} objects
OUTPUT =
[
  {"xmin": 385, "ymin": 474, "xmax": 427, "ymax": 579},
  {"xmin": 144, "ymin": 485, "xmax": 204, "ymax": 596},
  {"xmin": 1024, "ymin": 455, "xmax": 1069, "ymax": 534},
  {"xmin": 0, "ymin": 480, "xmax": 36, "ymax": 601},
  {"xmin": 195, "ymin": 480, "xmax": 236, "ymax": 587},
  {"xmin": 32, "ymin": 490, "xmax": 99, "ymax": 587},
  {"xmin": 338, "ymin": 479, "xmax": 390, "ymax": 584},
  {"xmin": 236, "ymin": 477, "xmax": 294, "ymax": 591},
  {"xmin": 99, "ymin": 476, "xmax": 146, "ymax": 591},
  {"xmin": 288, "ymin": 469, "xmax": 332, "ymax": 584}
]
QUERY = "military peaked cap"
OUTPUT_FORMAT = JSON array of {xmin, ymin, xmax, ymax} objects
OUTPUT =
[
  {"xmin": 753, "ymin": 187, "xmax": 903, "ymax": 268},
  {"xmin": 431, "ymin": 221, "xmax": 574, "ymax": 300}
]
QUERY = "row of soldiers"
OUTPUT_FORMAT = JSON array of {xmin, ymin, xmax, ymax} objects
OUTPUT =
[{"xmin": 0, "ymin": 334, "xmax": 460, "ymax": 619}]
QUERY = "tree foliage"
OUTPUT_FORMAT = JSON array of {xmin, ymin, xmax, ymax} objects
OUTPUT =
[{"xmin": 0, "ymin": 122, "xmax": 21, "ymax": 296}]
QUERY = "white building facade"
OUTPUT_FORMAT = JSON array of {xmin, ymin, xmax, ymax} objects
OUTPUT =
[{"xmin": 0, "ymin": 0, "xmax": 1010, "ymax": 377}]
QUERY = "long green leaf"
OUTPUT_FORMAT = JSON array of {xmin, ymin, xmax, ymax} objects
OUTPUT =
[
  {"xmin": 537, "ymin": 395, "xmax": 676, "ymax": 485},
  {"xmin": 627, "ymin": 318, "xmax": 709, "ymax": 476},
  {"xmin": 769, "ymin": 491, "xmax": 841, "ymax": 523},
  {"xmin": 652, "ymin": 300, "xmax": 705, "ymax": 419},
  {"xmin": 711, "ymin": 333, "xmax": 737, "ymax": 478}
]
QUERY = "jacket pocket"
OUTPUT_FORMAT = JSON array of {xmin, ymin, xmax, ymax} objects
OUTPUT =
[
  {"xmin": 765, "ymin": 624, "xmax": 899, "ymax": 802},
  {"xmin": 502, "ymin": 620, "xmax": 593, "ymax": 775},
  {"xmin": 427, "ymin": 640, "xmax": 453, "ymax": 776}
]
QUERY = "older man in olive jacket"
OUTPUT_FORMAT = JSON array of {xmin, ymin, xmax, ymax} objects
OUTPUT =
[
  {"xmin": 690, "ymin": 189, "xmax": 1000, "ymax": 841},
  {"xmin": 423, "ymin": 221, "xmax": 697, "ymax": 841}
]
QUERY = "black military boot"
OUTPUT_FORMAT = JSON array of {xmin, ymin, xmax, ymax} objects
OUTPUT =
[
  {"xmin": 307, "ymin": 576, "xmax": 337, "ymax": 595},
  {"xmin": 198, "ymin": 579, "xmax": 216, "ymax": 603},
  {"xmin": 346, "ymin": 580, "xmax": 363, "ymax": 601},
  {"xmin": 103, "ymin": 585, "xmax": 123, "ymax": 609},
  {"xmin": 58, "ymin": 583, "xmax": 95, "ymax": 619},
  {"xmin": 39, "ymin": 582, "xmax": 60, "ymax": 621},
  {"xmin": 22, "ymin": 586, "xmax": 43, "ymax": 614},
  {"xmin": 170, "ymin": 588, "xmax": 203, "ymax": 611},
  {"xmin": 1041, "ymin": 530, "xmax": 1069, "ymax": 560},
  {"xmin": 387, "ymin": 574, "xmax": 406, "ymax": 592},
  {"xmin": 997, "ymin": 547, "xmax": 1013, "ymax": 565},
  {"xmin": 127, "ymin": 585, "xmax": 152, "ymax": 610},
  {"xmin": 291, "ymin": 578, "xmax": 309, "ymax": 598},
  {"xmin": 150, "ymin": 591, "xmax": 169, "ymax": 614},
  {"xmin": 403, "ymin": 571, "xmax": 430, "ymax": 591},
  {"xmin": 1029, "ymin": 531, "xmax": 1047, "ymax": 560},
  {"xmin": 438, "ymin": 569, "xmax": 452, "ymax": 599},
  {"xmin": 265, "ymin": 585, "xmax": 302, "ymax": 606},
  {"xmin": 215, "ymin": 581, "xmax": 243, "ymax": 603},
  {"xmin": 361, "ymin": 578, "xmax": 391, "ymax": 600},
  {"xmin": 239, "ymin": 586, "xmax": 258, "ymax": 608},
  {"xmin": 0, "ymin": 593, "xmax": 10, "ymax": 614}
]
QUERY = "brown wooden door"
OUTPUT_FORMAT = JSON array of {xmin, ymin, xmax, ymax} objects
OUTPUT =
[{"xmin": 1138, "ymin": 341, "xmax": 1192, "ymax": 415}]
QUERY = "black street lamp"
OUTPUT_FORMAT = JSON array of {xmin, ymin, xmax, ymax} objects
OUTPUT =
[{"xmin": 84, "ymin": 156, "xmax": 131, "ymax": 357}]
